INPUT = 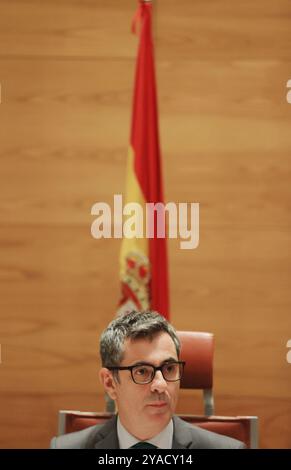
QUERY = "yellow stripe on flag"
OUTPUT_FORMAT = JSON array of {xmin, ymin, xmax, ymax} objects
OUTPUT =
[{"xmin": 118, "ymin": 146, "xmax": 150, "ymax": 315}]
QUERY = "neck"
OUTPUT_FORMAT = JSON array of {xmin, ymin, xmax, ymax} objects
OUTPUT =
[{"xmin": 119, "ymin": 415, "xmax": 171, "ymax": 441}]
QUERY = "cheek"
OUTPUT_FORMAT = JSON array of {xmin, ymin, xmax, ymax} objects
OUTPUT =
[
  {"xmin": 116, "ymin": 383, "xmax": 148, "ymax": 407},
  {"xmin": 169, "ymin": 385, "xmax": 180, "ymax": 403}
]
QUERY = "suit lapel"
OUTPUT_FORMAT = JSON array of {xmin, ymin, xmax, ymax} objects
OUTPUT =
[
  {"xmin": 92, "ymin": 416, "xmax": 119, "ymax": 449},
  {"xmin": 172, "ymin": 416, "xmax": 199, "ymax": 449}
]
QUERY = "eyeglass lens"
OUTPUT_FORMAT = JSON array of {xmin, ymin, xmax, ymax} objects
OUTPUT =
[{"xmin": 132, "ymin": 362, "xmax": 182, "ymax": 384}]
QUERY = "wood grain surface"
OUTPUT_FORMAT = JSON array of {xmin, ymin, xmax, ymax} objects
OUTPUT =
[{"xmin": 0, "ymin": 0, "xmax": 290, "ymax": 448}]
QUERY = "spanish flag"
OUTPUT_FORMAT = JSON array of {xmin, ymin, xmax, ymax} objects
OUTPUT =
[{"xmin": 117, "ymin": 0, "xmax": 169, "ymax": 320}]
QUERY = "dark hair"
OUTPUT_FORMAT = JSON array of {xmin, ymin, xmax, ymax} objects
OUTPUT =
[{"xmin": 100, "ymin": 310, "xmax": 180, "ymax": 368}]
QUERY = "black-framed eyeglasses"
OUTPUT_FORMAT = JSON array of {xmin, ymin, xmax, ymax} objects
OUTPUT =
[{"xmin": 106, "ymin": 361, "xmax": 185, "ymax": 385}]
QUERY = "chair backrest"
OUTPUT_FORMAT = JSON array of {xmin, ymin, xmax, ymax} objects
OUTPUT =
[
  {"xmin": 58, "ymin": 410, "xmax": 258, "ymax": 448},
  {"xmin": 177, "ymin": 331, "xmax": 214, "ymax": 416}
]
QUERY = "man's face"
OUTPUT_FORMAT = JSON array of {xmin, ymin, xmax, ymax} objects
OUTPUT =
[{"xmin": 100, "ymin": 331, "xmax": 180, "ymax": 440}]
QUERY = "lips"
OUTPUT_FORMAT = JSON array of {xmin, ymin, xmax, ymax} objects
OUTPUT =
[{"xmin": 148, "ymin": 402, "xmax": 167, "ymax": 407}]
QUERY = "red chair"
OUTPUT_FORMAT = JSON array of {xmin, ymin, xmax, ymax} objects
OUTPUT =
[{"xmin": 177, "ymin": 331, "xmax": 214, "ymax": 416}]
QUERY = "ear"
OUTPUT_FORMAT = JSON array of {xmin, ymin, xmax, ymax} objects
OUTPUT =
[{"xmin": 99, "ymin": 368, "xmax": 118, "ymax": 400}]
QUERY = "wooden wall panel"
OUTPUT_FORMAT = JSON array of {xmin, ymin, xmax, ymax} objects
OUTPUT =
[
  {"xmin": 0, "ymin": 0, "xmax": 136, "ymax": 59},
  {"xmin": 0, "ymin": 0, "xmax": 291, "ymax": 448}
]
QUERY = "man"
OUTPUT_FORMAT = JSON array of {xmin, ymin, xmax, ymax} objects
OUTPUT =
[{"xmin": 50, "ymin": 310, "xmax": 245, "ymax": 449}]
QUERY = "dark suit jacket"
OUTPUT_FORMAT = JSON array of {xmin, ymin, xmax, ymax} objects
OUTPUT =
[{"xmin": 50, "ymin": 415, "xmax": 245, "ymax": 449}]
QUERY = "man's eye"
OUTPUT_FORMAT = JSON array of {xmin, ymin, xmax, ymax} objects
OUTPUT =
[
  {"xmin": 164, "ymin": 363, "xmax": 177, "ymax": 373},
  {"xmin": 135, "ymin": 367, "xmax": 148, "ymax": 375}
]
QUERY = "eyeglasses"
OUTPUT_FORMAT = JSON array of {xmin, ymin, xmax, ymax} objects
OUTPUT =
[{"xmin": 106, "ymin": 361, "xmax": 185, "ymax": 385}]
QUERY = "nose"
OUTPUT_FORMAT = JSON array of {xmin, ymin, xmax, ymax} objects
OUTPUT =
[{"xmin": 150, "ymin": 370, "xmax": 167, "ymax": 393}]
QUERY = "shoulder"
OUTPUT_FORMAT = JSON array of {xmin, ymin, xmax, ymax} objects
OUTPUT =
[
  {"xmin": 50, "ymin": 424, "xmax": 102, "ymax": 449},
  {"xmin": 50, "ymin": 417, "xmax": 116, "ymax": 449},
  {"xmin": 173, "ymin": 416, "xmax": 246, "ymax": 449}
]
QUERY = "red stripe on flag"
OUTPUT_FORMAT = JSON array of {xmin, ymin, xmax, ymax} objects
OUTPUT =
[{"xmin": 130, "ymin": 2, "xmax": 169, "ymax": 319}]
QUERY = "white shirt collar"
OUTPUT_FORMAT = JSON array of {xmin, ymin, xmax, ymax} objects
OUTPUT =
[{"xmin": 117, "ymin": 416, "xmax": 173, "ymax": 449}]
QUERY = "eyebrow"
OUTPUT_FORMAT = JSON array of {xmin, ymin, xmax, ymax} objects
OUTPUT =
[{"xmin": 131, "ymin": 357, "xmax": 178, "ymax": 367}]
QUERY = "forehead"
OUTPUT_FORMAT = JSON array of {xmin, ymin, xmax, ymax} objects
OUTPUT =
[{"xmin": 121, "ymin": 331, "xmax": 178, "ymax": 365}]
